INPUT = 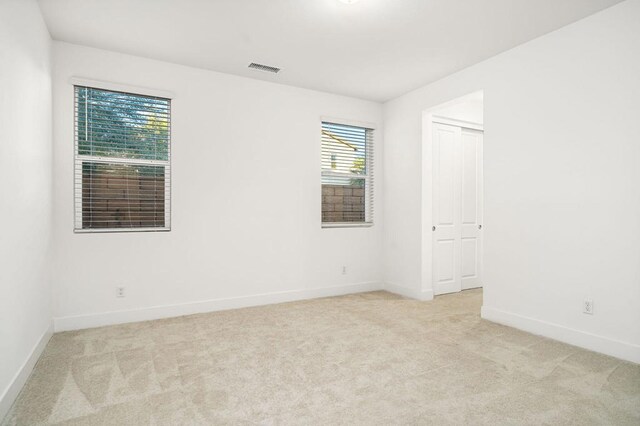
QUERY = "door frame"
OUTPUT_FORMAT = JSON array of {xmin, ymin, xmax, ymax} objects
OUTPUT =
[
  {"xmin": 432, "ymin": 115, "xmax": 484, "ymax": 131},
  {"xmin": 421, "ymin": 110, "xmax": 484, "ymax": 298}
]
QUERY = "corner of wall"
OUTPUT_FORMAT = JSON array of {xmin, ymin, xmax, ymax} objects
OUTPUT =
[
  {"xmin": 384, "ymin": 282, "xmax": 434, "ymax": 301},
  {"xmin": 0, "ymin": 322, "xmax": 53, "ymax": 423},
  {"xmin": 481, "ymin": 306, "xmax": 640, "ymax": 364}
]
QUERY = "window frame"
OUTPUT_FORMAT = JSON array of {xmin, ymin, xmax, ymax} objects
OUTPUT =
[
  {"xmin": 71, "ymin": 79, "xmax": 173, "ymax": 233},
  {"xmin": 320, "ymin": 117, "xmax": 375, "ymax": 229}
]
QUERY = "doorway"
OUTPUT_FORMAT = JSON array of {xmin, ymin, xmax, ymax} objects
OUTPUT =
[{"xmin": 424, "ymin": 92, "xmax": 484, "ymax": 296}]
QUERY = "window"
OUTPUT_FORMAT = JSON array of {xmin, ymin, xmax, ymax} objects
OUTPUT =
[
  {"xmin": 74, "ymin": 86, "xmax": 171, "ymax": 232},
  {"xmin": 321, "ymin": 121, "xmax": 374, "ymax": 226}
]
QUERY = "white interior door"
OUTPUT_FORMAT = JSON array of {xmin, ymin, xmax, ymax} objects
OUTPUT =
[
  {"xmin": 432, "ymin": 123, "xmax": 483, "ymax": 295},
  {"xmin": 460, "ymin": 128, "xmax": 483, "ymax": 290},
  {"xmin": 432, "ymin": 123, "xmax": 462, "ymax": 295}
]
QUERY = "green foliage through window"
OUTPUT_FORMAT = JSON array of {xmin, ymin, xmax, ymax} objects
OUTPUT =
[
  {"xmin": 74, "ymin": 86, "xmax": 171, "ymax": 231},
  {"xmin": 76, "ymin": 87, "xmax": 170, "ymax": 161}
]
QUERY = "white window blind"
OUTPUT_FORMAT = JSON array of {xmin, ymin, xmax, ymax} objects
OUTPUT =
[
  {"xmin": 74, "ymin": 86, "xmax": 171, "ymax": 232},
  {"xmin": 321, "ymin": 121, "xmax": 374, "ymax": 226}
]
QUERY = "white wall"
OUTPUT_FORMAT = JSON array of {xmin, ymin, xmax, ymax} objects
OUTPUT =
[
  {"xmin": 431, "ymin": 92, "xmax": 484, "ymax": 125},
  {"xmin": 0, "ymin": 0, "xmax": 53, "ymax": 418},
  {"xmin": 383, "ymin": 0, "xmax": 640, "ymax": 362},
  {"xmin": 51, "ymin": 42, "xmax": 383, "ymax": 330}
]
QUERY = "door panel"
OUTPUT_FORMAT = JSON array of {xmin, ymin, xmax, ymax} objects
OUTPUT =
[
  {"xmin": 433, "ymin": 124, "xmax": 461, "ymax": 295},
  {"xmin": 461, "ymin": 238, "xmax": 478, "ymax": 278},
  {"xmin": 438, "ymin": 132, "xmax": 456, "ymax": 226},
  {"xmin": 436, "ymin": 239, "xmax": 455, "ymax": 283},
  {"xmin": 460, "ymin": 129, "xmax": 483, "ymax": 290},
  {"xmin": 462, "ymin": 132, "xmax": 478, "ymax": 225}
]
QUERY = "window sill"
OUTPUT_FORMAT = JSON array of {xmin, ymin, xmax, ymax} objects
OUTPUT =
[
  {"xmin": 322, "ymin": 222, "xmax": 373, "ymax": 229},
  {"xmin": 74, "ymin": 227, "xmax": 171, "ymax": 234}
]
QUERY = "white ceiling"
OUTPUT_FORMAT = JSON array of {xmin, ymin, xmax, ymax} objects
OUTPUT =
[{"xmin": 38, "ymin": 0, "xmax": 622, "ymax": 102}]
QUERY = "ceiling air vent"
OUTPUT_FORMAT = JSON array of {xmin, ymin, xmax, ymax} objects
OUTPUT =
[{"xmin": 248, "ymin": 62, "xmax": 281, "ymax": 74}]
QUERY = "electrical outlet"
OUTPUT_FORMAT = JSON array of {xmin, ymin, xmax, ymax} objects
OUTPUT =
[
  {"xmin": 583, "ymin": 299, "xmax": 593, "ymax": 315},
  {"xmin": 116, "ymin": 286, "xmax": 125, "ymax": 298},
  {"xmin": 342, "ymin": 266, "xmax": 347, "ymax": 275}
]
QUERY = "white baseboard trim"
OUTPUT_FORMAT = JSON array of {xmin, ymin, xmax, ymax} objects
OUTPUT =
[
  {"xmin": 481, "ymin": 306, "xmax": 640, "ymax": 364},
  {"xmin": 54, "ymin": 282, "xmax": 384, "ymax": 332},
  {"xmin": 0, "ymin": 322, "xmax": 53, "ymax": 423},
  {"xmin": 384, "ymin": 282, "xmax": 434, "ymax": 301}
]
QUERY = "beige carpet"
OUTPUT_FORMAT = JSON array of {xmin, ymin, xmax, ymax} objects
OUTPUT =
[{"xmin": 3, "ymin": 289, "xmax": 639, "ymax": 425}]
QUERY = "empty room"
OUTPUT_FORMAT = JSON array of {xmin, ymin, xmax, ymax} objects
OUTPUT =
[{"xmin": 1, "ymin": 0, "xmax": 639, "ymax": 424}]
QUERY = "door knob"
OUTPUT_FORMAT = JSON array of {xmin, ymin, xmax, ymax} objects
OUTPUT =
[
  {"xmin": 432, "ymin": 226, "xmax": 436, "ymax": 231},
  {"xmin": 478, "ymin": 224, "xmax": 482, "ymax": 230}
]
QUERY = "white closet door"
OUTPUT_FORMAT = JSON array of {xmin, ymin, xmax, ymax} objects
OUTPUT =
[
  {"xmin": 460, "ymin": 129, "xmax": 483, "ymax": 290},
  {"xmin": 432, "ymin": 123, "xmax": 483, "ymax": 295},
  {"xmin": 432, "ymin": 123, "xmax": 462, "ymax": 295}
]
